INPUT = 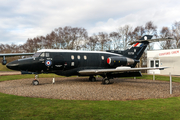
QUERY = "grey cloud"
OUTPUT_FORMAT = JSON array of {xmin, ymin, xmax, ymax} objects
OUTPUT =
[{"xmin": 0, "ymin": 0, "xmax": 180, "ymax": 45}]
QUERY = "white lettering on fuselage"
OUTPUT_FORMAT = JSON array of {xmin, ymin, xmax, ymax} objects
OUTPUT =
[
  {"xmin": 39, "ymin": 58, "xmax": 44, "ymax": 61},
  {"xmin": 55, "ymin": 65, "xmax": 62, "ymax": 67},
  {"xmin": 128, "ymin": 52, "xmax": 134, "ymax": 55},
  {"xmin": 47, "ymin": 58, "xmax": 52, "ymax": 60}
]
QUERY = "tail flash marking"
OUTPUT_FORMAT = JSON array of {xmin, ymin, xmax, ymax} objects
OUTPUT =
[
  {"xmin": 133, "ymin": 43, "xmax": 143, "ymax": 47},
  {"xmin": 133, "ymin": 43, "xmax": 139, "ymax": 47}
]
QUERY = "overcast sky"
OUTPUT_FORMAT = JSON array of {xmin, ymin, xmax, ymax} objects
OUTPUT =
[{"xmin": 0, "ymin": 0, "xmax": 180, "ymax": 45}]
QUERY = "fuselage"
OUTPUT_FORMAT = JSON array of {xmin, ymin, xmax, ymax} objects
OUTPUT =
[{"xmin": 6, "ymin": 49, "xmax": 137, "ymax": 76}]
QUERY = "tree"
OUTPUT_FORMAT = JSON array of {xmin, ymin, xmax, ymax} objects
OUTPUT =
[
  {"xmin": 132, "ymin": 26, "xmax": 145, "ymax": 40},
  {"xmin": 172, "ymin": 21, "xmax": 180, "ymax": 48},
  {"xmin": 159, "ymin": 27, "xmax": 173, "ymax": 49},
  {"xmin": 98, "ymin": 32, "xmax": 111, "ymax": 51},
  {"xmin": 117, "ymin": 25, "xmax": 133, "ymax": 50},
  {"xmin": 109, "ymin": 32, "xmax": 121, "ymax": 50},
  {"xmin": 87, "ymin": 34, "xmax": 99, "ymax": 51}
]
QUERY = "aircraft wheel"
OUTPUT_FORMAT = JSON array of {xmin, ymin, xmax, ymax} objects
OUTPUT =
[
  {"xmin": 32, "ymin": 80, "xmax": 39, "ymax": 85},
  {"xmin": 91, "ymin": 77, "xmax": 96, "ymax": 82},
  {"xmin": 89, "ymin": 77, "xmax": 92, "ymax": 81},
  {"xmin": 104, "ymin": 79, "xmax": 110, "ymax": 84},
  {"xmin": 2, "ymin": 60, "xmax": 7, "ymax": 65}
]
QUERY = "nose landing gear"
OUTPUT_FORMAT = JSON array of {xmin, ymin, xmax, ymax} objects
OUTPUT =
[{"xmin": 32, "ymin": 74, "xmax": 39, "ymax": 85}]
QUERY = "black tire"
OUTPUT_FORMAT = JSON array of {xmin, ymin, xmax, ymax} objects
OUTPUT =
[
  {"xmin": 91, "ymin": 77, "xmax": 96, "ymax": 82},
  {"xmin": 32, "ymin": 80, "xmax": 39, "ymax": 85},
  {"xmin": 2, "ymin": 60, "xmax": 7, "ymax": 65},
  {"xmin": 104, "ymin": 79, "xmax": 110, "ymax": 84},
  {"xmin": 89, "ymin": 77, "xmax": 92, "ymax": 81}
]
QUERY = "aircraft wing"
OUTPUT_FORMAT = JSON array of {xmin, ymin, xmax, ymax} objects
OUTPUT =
[
  {"xmin": 0, "ymin": 53, "xmax": 34, "ymax": 57},
  {"xmin": 78, "ymin": 67, "xmax": 168, "ymax": 75}
]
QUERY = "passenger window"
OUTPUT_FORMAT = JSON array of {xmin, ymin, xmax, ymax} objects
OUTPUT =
[
  {"xmin": 84, "ymin": 55, "xmax": 87, "ymax": 60},
  {"xmin": 101, "ymin": 56, "xmax": 104, "ymax": 60},
  {"xmin": 71, "ymin": 55, "xmax": 74, "ymax": 60},
  {"xmin": 77, "ymin": 55, "xmax": 80, "ymax": 59}
]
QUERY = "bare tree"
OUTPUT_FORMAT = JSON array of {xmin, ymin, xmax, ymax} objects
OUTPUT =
[
  {"xmin": 86, "ymin": 34, "xmax": 99, "ymax": 51},
  {"xmin": 98, "ymin": 32, "xmax": 111, "ymax": 51},
  {"xmin": 109, "ymin": 32, "xmax": 121, "ymax": 50},
  {"xmin": 132, "ymin": 26, "xmax": 145, "ymax": 40},
  {"xmin": 117, "ymin": 25, "xmax": 133, "ymax": 50},
  {"xmin": 159, "ymin": 27, "xmax": 173, "ymax": 49},
  {"xmin": 172, "ymin": 21, "xmax": 180, "ymax": 48}
]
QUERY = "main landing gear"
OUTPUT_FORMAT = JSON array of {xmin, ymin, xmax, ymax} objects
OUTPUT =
[
  {"xmin": 102, "ymin": 78, "xmax": 110, "ymax": 84},
  {"xmin": 89, "ymin": 75, "xmax": 111, "ymax": 84},
  {"xmin": 32, "ymin": 74, "xmax": 39, "ymax": 85},
  {"xmin": 89, "ymin": 76, "xmax": 96, "ymax": 82}
]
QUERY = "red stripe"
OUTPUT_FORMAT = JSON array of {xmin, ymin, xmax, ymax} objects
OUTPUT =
[{"xmin": 134, "ymin": 43, "xmax": 139, "ymax": 47}]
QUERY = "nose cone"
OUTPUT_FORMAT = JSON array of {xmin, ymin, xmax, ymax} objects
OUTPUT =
[{"xmin": 6, "ymin": 60, "xmax": 20, "ymax": 71}]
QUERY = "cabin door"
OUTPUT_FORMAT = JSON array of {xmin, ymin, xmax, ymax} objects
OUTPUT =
[{"xmin": 53, "ymin": 54, "xmax": 64, "ymax": 70}]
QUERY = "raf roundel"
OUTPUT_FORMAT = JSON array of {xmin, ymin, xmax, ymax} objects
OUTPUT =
[{"xmin": 45, "ymin": 60, "xmax": 52, "ymax": 67}]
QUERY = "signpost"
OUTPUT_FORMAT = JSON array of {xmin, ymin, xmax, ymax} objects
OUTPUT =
[{"xmin": 170, "ymin": 72, "xmax": 172, "ymax": 94}]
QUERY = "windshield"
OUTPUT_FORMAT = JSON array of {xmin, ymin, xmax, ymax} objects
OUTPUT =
[{"xmin": 32, "ymin": 52, "xmax": 42, "ymax": 58}]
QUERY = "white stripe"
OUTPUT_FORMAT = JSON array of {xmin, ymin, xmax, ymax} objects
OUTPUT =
[{"xmin": 37, "ymin": 49, "xmax": 122, "ymax": 56}]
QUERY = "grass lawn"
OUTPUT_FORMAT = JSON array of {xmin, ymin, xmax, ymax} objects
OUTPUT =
[
  {"xmin": 0, "ymin": 74, "xmax": 180, "ymax": 119},
  {"xmin": 0, "ymin": 64, "xmax": 13, "ymax": 71}
]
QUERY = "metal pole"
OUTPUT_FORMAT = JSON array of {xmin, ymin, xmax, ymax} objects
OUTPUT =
[
  {"xmin": 52, "ymin": 75, "xmax": 55, "ymax": 84},
  {"xmin": 170, "ymin": 72, "xmax": 172, "ymax": 94},
  {"xmin": 153, "ymin": 72, "xmax": 155, "ymax": 81}
]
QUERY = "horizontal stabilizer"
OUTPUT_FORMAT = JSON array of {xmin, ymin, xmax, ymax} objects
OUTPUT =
[{"xmin": 129, "ymin": 37, "xmax": 173, "ymax": 45}]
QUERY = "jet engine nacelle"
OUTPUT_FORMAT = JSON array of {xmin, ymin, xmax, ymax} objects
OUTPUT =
[
  {"xmin": 107, "ymin": 57, "xmax": 134, "ymax": 67},
  {"xmin": 2, "ymin": 60, "xmax": 7, "ymax": 65}
]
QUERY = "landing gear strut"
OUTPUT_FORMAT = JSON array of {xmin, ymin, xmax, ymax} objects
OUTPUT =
[
  {"xmin": 89, "ymin": 76, "xmax": 96, "ymax": 82},
  {"xmin": 2, "ymin": 56, "xmax": 7, "ymax": 65},
  {"xmin": 32, "ymin": 74, "xmax": 39, "ymax": 85}
]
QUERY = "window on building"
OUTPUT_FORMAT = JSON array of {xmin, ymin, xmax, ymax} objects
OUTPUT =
[
  {"xmin": 150, "ymin": 60, "xmax": 154, "ymax": 67},
  {"xmin": 77, "ymin": 55, "xmax": 80, "ymax": 59},
  {"xmin": 155, "ymin": 60, "xmax": 159, "ymax": 67}
]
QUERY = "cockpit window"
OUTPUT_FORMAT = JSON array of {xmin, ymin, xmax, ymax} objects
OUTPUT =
[
  {"xmin": 40, "ymin": 53, "xmax": 45, "ymax": 57},
  {"xmin": 32, "ymin": 52, "xmax": 42, "ymax": 58}
]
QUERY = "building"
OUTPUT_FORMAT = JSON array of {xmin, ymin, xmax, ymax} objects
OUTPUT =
[{"xmin": 147, "ymin": 49, "xmax": 180, "ymax": 75}]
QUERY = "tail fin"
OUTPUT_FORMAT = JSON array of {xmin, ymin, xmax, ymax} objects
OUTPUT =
[
  {"xmin": 123, "ymin": 35, "xmax": 153, "ymax": 60},
  {"xmin": 106, "ymin": 35, "xmax": 172, "ymax": 60}
]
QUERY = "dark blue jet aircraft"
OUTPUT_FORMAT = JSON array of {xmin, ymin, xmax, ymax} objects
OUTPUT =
[{"xmin": 6, "ymin": 35, "xmax": 171, "ymax": 85}]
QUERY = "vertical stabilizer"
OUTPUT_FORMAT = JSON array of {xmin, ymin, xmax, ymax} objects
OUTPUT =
[{"xmin": 123, "ymin": 35, "xmax": 153, "ymax": 60}]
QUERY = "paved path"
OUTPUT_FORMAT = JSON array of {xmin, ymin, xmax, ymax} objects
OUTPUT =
[{"xmin": 0, "ymin": 71, "xmax": 21, "ymax": 76}]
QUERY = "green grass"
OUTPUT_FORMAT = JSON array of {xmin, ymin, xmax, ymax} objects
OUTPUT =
[
  {"xmin": 0, "ymin": 64, "xmax": 13, "ymax": 71},
  {"xmin": 1, "ymin": 92, "xmax": 180, "ymax": 119},
  {"xmin": 0, "ymin": 74, "xmax": 62, "ymax": 82},
  {"xmin": 135, "ymin": 74, "xmax": 180, "ymax": 82},
  {"xmin": 1, "ymin": 74, "xmax": 180, "ymax": 119}
]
